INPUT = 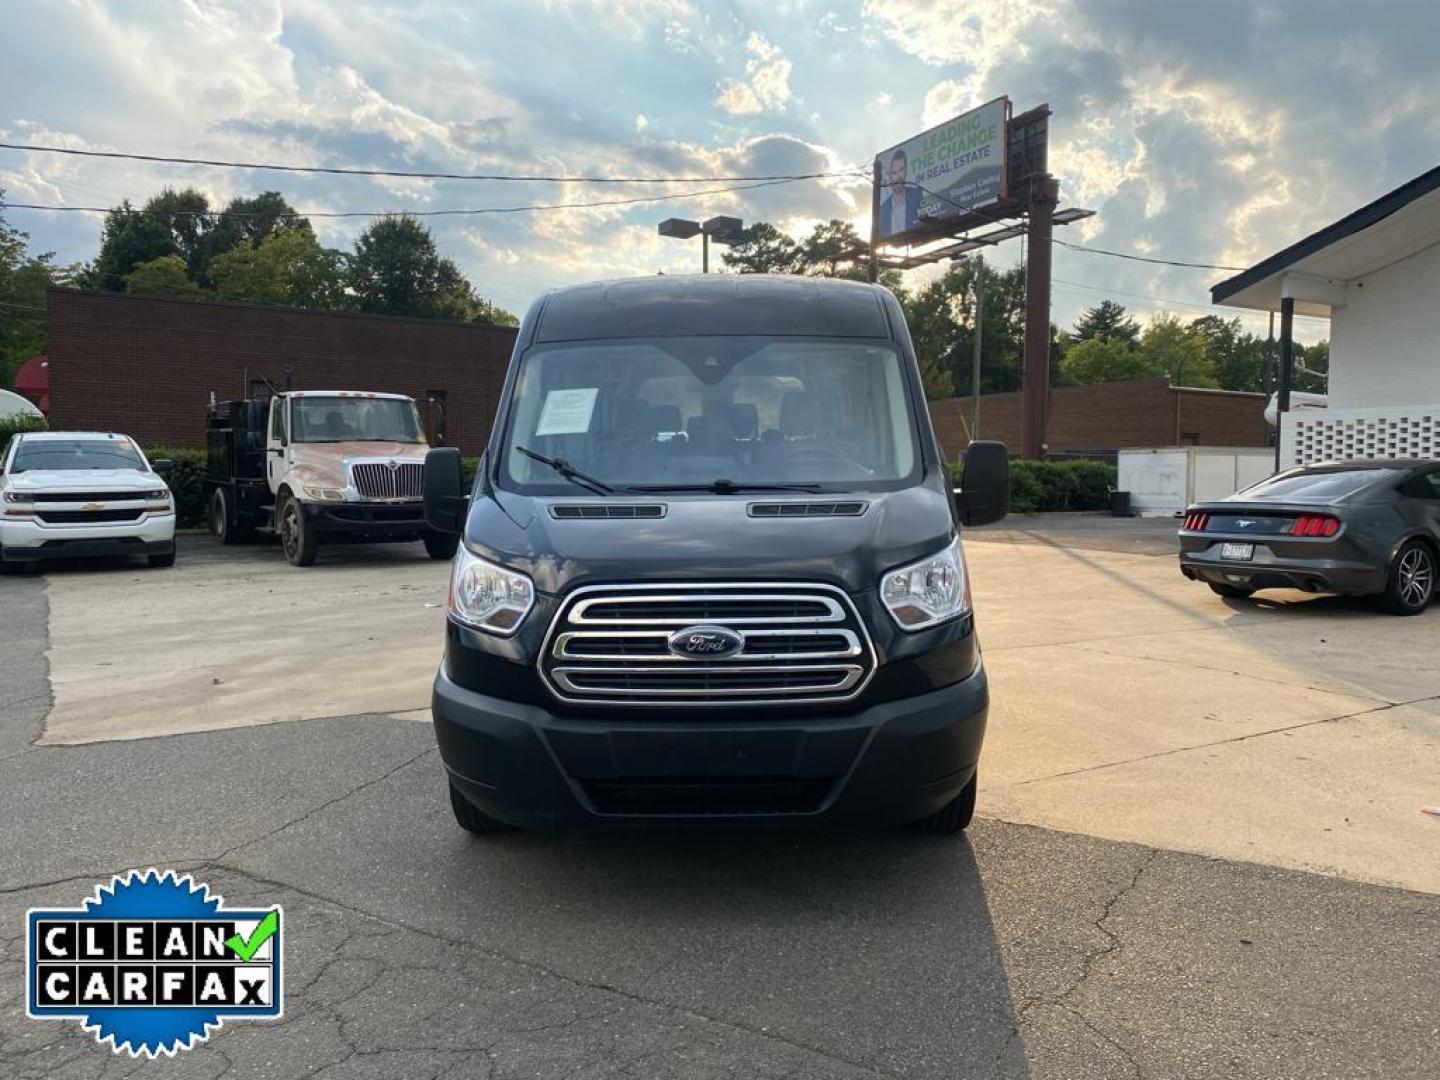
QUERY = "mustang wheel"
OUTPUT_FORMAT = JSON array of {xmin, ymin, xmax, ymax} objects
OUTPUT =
[{"xmin": 1380, "ymin": 540, "xmax": 1435, "ymax": 615}]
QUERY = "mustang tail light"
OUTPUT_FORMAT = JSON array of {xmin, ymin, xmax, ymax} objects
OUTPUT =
[
  {"xmin": 1289, "ymin": 514, "xmax": 1340, "ymax": 537},
  {"xmin": 1181, "ymin": 511, "xmax": 1209, "ymax": 532}
]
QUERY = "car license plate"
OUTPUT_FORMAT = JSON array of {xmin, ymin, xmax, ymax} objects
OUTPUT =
[{"xmin": 1221, "ymin": 542, "xmax": 1254, "ymax": 561}]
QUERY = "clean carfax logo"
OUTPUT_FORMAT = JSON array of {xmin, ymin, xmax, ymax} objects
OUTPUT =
[{"xmin": 26, "ymin": 869, "xmax": 283, "ymax": 1057}]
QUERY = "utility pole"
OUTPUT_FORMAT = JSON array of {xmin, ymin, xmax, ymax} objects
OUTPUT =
[
  {"xmin": 1021, "ymin": 176, "xmax": 1058, "ymax": 459},
  {"xmin": 868, "ymin": 159, "xmax": 881, "ymax": 285},
  {"xmin": 971, "ymin": 253, "xmax": 983, "ymax": 441},
  {"xmin": 702, "ymin": 231, "xmax": 709, "ymax": 274}
]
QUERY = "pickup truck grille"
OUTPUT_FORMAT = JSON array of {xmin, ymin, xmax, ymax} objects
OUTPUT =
[
  {"xmin": 350, "ymin": 461, "xmax": 423, "ymax": 501},
  {"xmin": 36, "ymin": 509, "xmax": 144, "ymax": 524},
  {"xmin": 540, "ymin": 582, "xmax": 875, "ymax": 706}
]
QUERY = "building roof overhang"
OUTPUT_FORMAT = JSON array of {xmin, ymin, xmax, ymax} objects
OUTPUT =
[{"xmin": 1211, "ymin": 167, "xmax": 1440, "ymax": 318}]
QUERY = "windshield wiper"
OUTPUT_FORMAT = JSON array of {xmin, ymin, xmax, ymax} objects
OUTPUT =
[
  {"xmin": 515, "ymin": 446, "xmax": 614, "ymax": 496},
  {"xmin": 627, "ymin": 479, "xmax": 827, "ymax": 495}
]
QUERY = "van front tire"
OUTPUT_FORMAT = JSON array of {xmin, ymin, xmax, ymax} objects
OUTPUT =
[
  {"xmin": 910, "ymin": 772, "xmax": 977, "ymax": 834},
  {"xmin": 449, "ymin": 781, "xmax": 514, "ymax": 835}
]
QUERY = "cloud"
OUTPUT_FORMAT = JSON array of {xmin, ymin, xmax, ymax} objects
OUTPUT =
[{"xmin": 715, "ymin": 33, "xmax": 795, "ymax": 116}]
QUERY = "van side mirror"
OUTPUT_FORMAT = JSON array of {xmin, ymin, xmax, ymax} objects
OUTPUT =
[
  {"xmin": 954, "ymin": 441, "xmax": 1009, "ymax": 527},
  {"xmin": 424, "ymin": 447, "xmax": 467, "ymax": 535},
  {"xmin": 150, "ymin": 459, "xmax": 173, "ymax": 477}
]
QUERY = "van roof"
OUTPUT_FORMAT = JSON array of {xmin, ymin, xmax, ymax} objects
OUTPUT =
[{"xmin": 533, "ymin": 274, "xmax": 894, "ymax": 343}]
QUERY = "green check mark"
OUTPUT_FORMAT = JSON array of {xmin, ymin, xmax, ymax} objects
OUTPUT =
[{"xmin": 225, "ymin": 910, "xmax": 279, "ymax": 962}]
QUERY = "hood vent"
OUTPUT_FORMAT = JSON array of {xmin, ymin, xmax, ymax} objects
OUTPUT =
[
  {"xmin": 748, "ymin": 501, "xmax": 868, "ymax": 518},
  {"xmin": 550, "ymin": 503, "xmax": 666, "ymax": 520}
]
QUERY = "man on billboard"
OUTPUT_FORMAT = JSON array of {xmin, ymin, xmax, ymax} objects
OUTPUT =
[{"xmin": 879, "ymin": 148, "xmax": 922, "ymax": 240}]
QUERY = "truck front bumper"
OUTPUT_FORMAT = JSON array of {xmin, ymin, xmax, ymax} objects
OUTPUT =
[
  {"xmin": 0, "ymin": 512, "xmax": 175, "ymax": 563},
  {"xmin": 305, "ymin": 500, "xmax": 428, "ymax": 542},
  {"xmin": 432, "ymin": 664, "xmax": 988, "ymax": 828}
]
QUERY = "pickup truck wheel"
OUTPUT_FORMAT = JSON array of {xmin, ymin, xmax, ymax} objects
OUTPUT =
[
  {"xmin": 0, "ymin": 551, "xmax": 33, "ymax": 575},
  {"xmin": 424, "ymin": 530, "xmax": 459, "ymax": 560},
  {"xmin": 1208, "ymin": 581, "xmax": 1254, "ymax": 599},
  {"xmin": 148, "ymin": 550, "xmax": 176, "ymax": 568},
  {"xmin": 910, "ymin": 772, "xmax": 977, "ymax": 834},
  {"xmin": 448, "ymin": 781, "xmax": 514, "ymax": 834},
  {"xmin": 210, "ymin": 488, "xmax": 241, "ymax": 544},
  {"xmin": 280, "ymin": 497, "xmax": 319, "ymax": 567}
]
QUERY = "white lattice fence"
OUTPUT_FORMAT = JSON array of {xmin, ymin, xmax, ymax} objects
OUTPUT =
[{"xmin": 1284, "ymin": 407, "xmax": 1439, "ymax": 466}]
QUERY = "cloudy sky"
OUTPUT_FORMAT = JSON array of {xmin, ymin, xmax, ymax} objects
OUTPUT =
[{"xmin": 4, "ymin": 0, "xmax": 1437, "ymax": 341}]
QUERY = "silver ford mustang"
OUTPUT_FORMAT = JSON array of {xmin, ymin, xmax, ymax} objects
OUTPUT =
[{"xmin": 1179, "ymin": 459, "xmax": 1440, "ymax": 615}]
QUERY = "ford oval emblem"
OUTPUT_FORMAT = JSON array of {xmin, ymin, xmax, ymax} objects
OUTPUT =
[{"xmin": 667, "ymin": 624, "xmax": 744, "ymax": 660}]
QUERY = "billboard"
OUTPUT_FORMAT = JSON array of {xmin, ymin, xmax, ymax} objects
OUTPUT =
[{"xmin": 874, "ymin": 97, "xmax": 1010, "ymax": 244}]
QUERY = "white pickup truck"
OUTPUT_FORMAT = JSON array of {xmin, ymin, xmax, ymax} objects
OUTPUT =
[{"xmin": 0, "ymin": 431, "xmax": 176, "ymax": 574}]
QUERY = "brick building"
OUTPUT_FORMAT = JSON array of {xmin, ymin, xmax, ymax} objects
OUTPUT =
[
  {"xmin": 46, "ymin": 288, "xmax": 517, "ymax": 454},
  {"xmin": 927, "ymin": 378, "xmax": 1269, "ymax": 460}
]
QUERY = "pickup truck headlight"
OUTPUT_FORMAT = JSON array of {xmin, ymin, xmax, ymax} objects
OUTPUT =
[
  {"xmin": 140, "ymin": 489, "xmax": 171, "ymax": 501},
  {"xmin": 881, "ymin": 535, "xmax": 970, "ymax": 630},
  {"xmin": 3, "ymin": 491, "xmax": 36, "ymax": 503},
  {"xmin": 450, "ymin": 545, "xmax": 534, "ymax": 635}
]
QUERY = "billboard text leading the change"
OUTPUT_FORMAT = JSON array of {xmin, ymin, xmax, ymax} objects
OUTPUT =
[{"xmin": 875, "ymin": 98, "xmax": 1009, "ymax": 243}]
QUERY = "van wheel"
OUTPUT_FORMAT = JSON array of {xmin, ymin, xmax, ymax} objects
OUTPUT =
[
  {"xmin": 449, "ymin": 781, "xmax": 514, "ymax": 834},
  {"xmin": 280, "ymin": 497, "xmax": 319, "ymax": 567},
  {"xmin": 1379, "ymin": 539, "xmax": 1435, "ymax": 615},
  {"xmin": 910, "ymin": 772, "xmax": 977, "ymax": 834},
  {"xmin": 210, "ymin": 488, "xmax": 240, "ymax": 544},
  {"xmin": 424, "ymin": 530, "xmax": 459, "ymax": 560},
  {"xmin": 1208, "ymin": 582, "xmax": 1254, "ymax": 599}
]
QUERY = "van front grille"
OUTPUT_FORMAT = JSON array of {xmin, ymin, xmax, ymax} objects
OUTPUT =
[
  {"xmin": 540, "ymin": 582, "xmax": 875, "ymax": 706},
  {"xmin": 350, "ymin": 461, "xmax": 423, "ymax": 500}
]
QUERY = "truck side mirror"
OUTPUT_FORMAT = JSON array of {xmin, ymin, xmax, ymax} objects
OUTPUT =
[
  {"xmin": 150, "ymin": 459, "xmax": 173, "ymax": 477},
  {"xmin": 424, "ymin": 447, "xmax": 467, "ymax": 535},
  {"xmin": 954, "ymin": 440, "xmax": 1009, "ymax": 527}
]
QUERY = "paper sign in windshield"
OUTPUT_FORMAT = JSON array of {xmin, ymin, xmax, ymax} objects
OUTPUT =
[{"xmin": 534, "ymin": 388, "xmax": 598, "ymax": 436}]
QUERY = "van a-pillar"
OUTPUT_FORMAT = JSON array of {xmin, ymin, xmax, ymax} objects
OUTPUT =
[{"xmin": 1021, "ymin": 176, "xmax": 1059, "ymax": 459}]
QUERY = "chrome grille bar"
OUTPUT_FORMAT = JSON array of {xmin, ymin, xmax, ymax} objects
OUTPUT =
[{"xmin": 539, "ymin": 582, "xmax": 876, "ymax": 707}]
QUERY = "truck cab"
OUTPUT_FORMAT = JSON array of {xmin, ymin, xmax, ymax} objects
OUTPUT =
[
  {"xmin": 422, "ymin": 275, "xmax": 1009, "ymax": 834},
  {"xmin": 206, "ymin": 390, "xmax": 457, "ymax": 566}
]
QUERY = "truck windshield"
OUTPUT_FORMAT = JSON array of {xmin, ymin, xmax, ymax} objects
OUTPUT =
[
  {"xmin": 11, "ymin": 439, "xmax": 146, "ymax": 473},
  {"xmin": 292, "ymin": 397, "xmax": 423, "ymax": 443},
  {"xmin": 499, "ymin": 337, "xmax": 921, "ymax": 493}
]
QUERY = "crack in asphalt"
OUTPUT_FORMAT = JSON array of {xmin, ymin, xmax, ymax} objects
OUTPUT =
[
  {"xmin": 1012, "ymin": 692, "xmax": 1440, "ymax": 787},
  {"xmin": 200, "ymin": 863, "xmax": 905, "ymax": 1080}
]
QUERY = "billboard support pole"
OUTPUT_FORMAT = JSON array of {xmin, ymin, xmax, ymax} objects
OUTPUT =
[
  {"xmin": 702, "ymin": 231, "xmax": 709, "ymax": 274},
  {"xmin": 868, "ymin": 159, "xmax": 881, "ymax": 284},
  {"xmin": 971, "ymin": 253, "xmax": 983, "ymax": 441},
  {"xmin": 1021, "ymin": 175, "xmax": 1057, "ymax": 459}
]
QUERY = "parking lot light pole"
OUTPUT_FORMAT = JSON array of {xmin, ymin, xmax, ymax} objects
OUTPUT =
[{"xmin": 658, "ymin": 216, "xmax": 744, "ymax": 273}]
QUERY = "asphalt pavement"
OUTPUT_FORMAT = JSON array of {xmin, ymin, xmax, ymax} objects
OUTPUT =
[{"xmin": 2, "ymin": 537, "xmax": 1438, "ymax": 1079}]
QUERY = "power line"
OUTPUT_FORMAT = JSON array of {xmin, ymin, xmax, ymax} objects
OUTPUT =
[
  {"xmin": 0, "ymin": 141, "xmax": 865, "ymax": 185},
  {"xmin": 902, "ymin": 180, "xmax": 1248, "ymax": 272},
  {"xmin": 0, "ymin": 175, "xmax": 818, "ymax": 221},
  {"xmin": 1051, "ymin": 276, "xmax": 1330, "ymax": 321}
]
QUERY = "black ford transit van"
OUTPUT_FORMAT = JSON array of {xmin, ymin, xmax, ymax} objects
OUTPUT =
[{"xmin": 424, "ymin": 274, "xmax": 1009, "ymax": 833}]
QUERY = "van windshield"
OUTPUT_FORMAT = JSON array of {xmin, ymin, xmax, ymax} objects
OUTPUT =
[{"xmin": 498, "ymin": 337, "xmax": 921, "ymax": 493}]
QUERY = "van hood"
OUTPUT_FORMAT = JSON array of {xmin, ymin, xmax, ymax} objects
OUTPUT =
[
  {"xmin": 463, "ymin": 475, "xmax": 957, "ymax": 596},
  {"xmin": 4, "ymin": 469, "xmax": 162, "ymax": 493}
]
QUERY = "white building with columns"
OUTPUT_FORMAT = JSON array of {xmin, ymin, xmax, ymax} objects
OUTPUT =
[{"xmin": 1212, "ymin": 167, "xmax": 1440, "ymax": 467}]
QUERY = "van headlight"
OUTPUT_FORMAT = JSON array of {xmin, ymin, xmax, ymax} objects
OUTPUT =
[
  {"xmin": 880, "ymin": 536, "xmax": 970, "ymax": 630},
  {"xmin": 450, "ymin": 545, "xmax": 534, "ymax": 635}
]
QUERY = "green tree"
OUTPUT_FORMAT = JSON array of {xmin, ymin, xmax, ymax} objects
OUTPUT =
[
  {"xmin": 1073, "ymin": 300, "xmax": 1140, "ymax": 347},
  {"xmin": 0, "ymin": 195, "xmax": 56, "ymax": 389},
  {"xmin": 1295, "ymin": 340, "xmax": 1329, "ymax": 394},
  {"xmin": 210, "ymin": 229, "xmax": 349, "ymax": 309},
  {"xmin": 1059, "ymin": 336, "xmax": 1152, "ymax": 384},
  {"xmin": 195, "ymin": 192, "xmax": 310, "ymax": 286},
  {"xmin": 124, "ymin": 254, "xmax": 201, "ymax": 298},
  {"xmin": 346, "ymin": 215, "xmax": 515, "ymax": 324},
  {"xmin": 721, "ymin": 222, "xmax": 799, "ymax": 274},
  {"xmin": 1188, "ymin": 314, "xmax": 1268, "ymax": 392},
  {"xmin": 83, "ymin": 199, "xmax": 184, "ymax": 291},
  {"xmin": 1137, "ymin": 313, "xmax": 1217, "ymax": 387},
  {"xmin": 796, "ymin": 219, "xmax": 865, "ymax": 277}
]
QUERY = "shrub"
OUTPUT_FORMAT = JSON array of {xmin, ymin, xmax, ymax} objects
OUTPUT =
[
  {"xmin": 0, "ymin": 413, "xmax": 48, "ymax": 456},
  {"xmin": 143, "ymin": 446, "xmax": 208, "ymax": 529},
  {"xmin": 948, "ymin": 456, "xmax": 1116, "ymax": 514}
]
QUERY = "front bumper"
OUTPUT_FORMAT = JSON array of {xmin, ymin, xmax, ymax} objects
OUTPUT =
[
  {"xmin": 0, "ymin": 512, "xmax": 175, "ymax": 562},
  {"xmin": 1179, "ymin": 541, "xmax": 1382, "ymax": 595},
  {"xmin": 304, "ymin": 500, "xmax": 427, "ymax": 541},
  {"xmin": 432, "ymin": 662, "xmax": 988, "ymax": 828}
]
